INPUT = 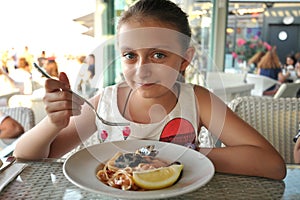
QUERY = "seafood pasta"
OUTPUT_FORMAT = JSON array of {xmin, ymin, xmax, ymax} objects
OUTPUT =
[{"xmin": 96, "ymin": 151, "xmax": 183, "ymax": 190}]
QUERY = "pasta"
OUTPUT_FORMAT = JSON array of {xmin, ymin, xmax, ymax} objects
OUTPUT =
[{"xmin": 96, "ymin": 152, "xmax": 170, "ymax": 191}]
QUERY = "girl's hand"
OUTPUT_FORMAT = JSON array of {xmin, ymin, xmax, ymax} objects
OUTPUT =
[{"xmin": 43, "ymin": 72, "xmax": 84, "ymax": 129}]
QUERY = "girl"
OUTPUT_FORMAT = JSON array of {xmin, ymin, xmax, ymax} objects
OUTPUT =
[
  {"xmin": 257, "ymin": 47, "xmax": 287, "ymax": 95},
  {"xmin": 14, "ymin": 0, "xmax": 286, "ymax": 180}
]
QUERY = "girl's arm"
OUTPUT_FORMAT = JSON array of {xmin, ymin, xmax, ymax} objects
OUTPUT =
[
  {"xmin": 194, "ymin": 86, "xmax": 286, "ymax": 180},
  {"xmin": 13, "ymin": 72, "xmax": 98, "ymax": 159}
]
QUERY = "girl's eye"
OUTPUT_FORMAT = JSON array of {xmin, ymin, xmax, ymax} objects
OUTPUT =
[
  {"xmin": 153, "ymin": 52, "xmax": 166, "ymax": 59},
  {"xmin": 123, "ymin": 52, "xmax": 135, "ymax": 60}
]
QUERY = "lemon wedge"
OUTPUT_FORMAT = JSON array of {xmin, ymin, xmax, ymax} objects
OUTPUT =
[{"xmin": 133, "ymin": 164, "xmax": 183, "ymax": 190}]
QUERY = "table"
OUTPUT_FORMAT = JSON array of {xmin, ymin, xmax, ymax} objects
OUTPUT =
[
  {"xmin": 246, "ymin": 73, "xmax": 281, "ymax": 96},
  {"xmin": 0, "ymin": 159, "xmax": 299, "ymax": 199},
  {"xmin": 205, "ymin": 72, "xmax": 255, "ymax": 103},
  {"xmin": 209, "ymin": 83, "xmax": 254, "ymax": 103}
]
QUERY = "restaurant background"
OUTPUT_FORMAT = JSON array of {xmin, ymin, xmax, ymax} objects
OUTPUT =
[
  {"xmin": 1, "ymin": 0, "xmax": 300, "ymax": 121},
  {"xmin": 1, "ymin": 0, "xmax": 300, "ymax": 87},
  {"xmin": 72, "ymin": 0, "xmax": 300, "ymax": 86}
]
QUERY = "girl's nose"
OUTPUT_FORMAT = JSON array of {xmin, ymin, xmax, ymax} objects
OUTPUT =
[{"xmin": 136, "ymin": 57, "xmax": 152, "ymax": 79}]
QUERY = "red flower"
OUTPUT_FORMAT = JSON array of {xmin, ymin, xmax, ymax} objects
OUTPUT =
[
  {"xmin": 237, "ymin": 38, "xmax": 246, "ymax": 46},
  {"xmin": 264, "ymin": 42, "xmax": 272, "ymax": 51},
  {"xmin": 233, "ymin": 37, "xmax": 272, "ymax": 62},
  {"xmin": 232, "ymin": 52, "xmax": 238, "ymax": 59},
  {"xmin": 249, "ymin": 43, "xmax": 256, "ymax": 49}
]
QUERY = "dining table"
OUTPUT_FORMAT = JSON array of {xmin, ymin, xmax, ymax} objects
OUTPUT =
[{"xmin": 0, "ymin": 158, "xmax": 299, "ymax": 200}]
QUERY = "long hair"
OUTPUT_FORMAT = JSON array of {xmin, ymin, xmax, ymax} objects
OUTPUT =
[
  {"xmin": 247, "ymin": 51, "xmax": 265, "ymax": 66},
  {"xmin": 257, "ymin": 47, "xmax": 281, "ymax": 69}
]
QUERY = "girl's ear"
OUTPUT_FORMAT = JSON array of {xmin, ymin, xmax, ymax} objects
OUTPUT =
[{"xmin": 180, "ymin": 47, "xmax": 195, "ymax": 71}]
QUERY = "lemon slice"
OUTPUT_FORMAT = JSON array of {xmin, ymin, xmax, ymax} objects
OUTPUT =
[{"xmin": 133, "ymin": 164, "xmax": 183, "ymax": 190}]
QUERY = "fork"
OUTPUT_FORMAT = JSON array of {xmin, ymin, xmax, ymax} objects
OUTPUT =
[{"xmin": 33, "ymin": 63, "xmax": 130, "ymax": 126}]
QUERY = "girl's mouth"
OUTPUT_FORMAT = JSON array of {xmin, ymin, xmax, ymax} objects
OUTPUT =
[
  {"xmin": 137, "ymin": 82, "xmax": 156, "ymax": 87},
  {"xmin": 141, "ymin": 83, "xmax": 155, "ymax": 87}
]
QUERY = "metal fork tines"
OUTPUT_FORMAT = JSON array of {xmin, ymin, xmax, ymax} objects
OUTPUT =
[
  {"xmin": 72, "ymin": 92, "xmax": 130, "ymax": 126},
  {"xmin": 33, "ymin": 63, "xmax": 129, "ymax": 126}
]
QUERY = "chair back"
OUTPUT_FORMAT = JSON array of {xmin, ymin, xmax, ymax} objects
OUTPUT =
[
  {"xmin": 0, "ymin": 107, "xmax": 35, "ymax": 131},
  {"xmin": 246, "ymin": 73, "xmax": 281, "ymax": 96},
  {"xmin": 228, "ymin": 96, "xmax": 300, "ymax": 163},
  {"xmin": 273, "ymin": 82, "xmax": 300, "ymax": 99}
]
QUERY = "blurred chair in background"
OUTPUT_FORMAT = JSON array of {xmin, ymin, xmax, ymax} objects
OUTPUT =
[
  {"xmin": 0, "ymin": 107, "xmax": 35, "ymax": 132},
  {"xmin": 0, "ymin": 106, "xmax": 35, "ymax": 157},
  {"xmin": 8, "ymin": 93, "xmax": 46, "ymax": 124},
  {"xmin": 273, "ymin": 82, "xmax": 300, "ymax": 99}
]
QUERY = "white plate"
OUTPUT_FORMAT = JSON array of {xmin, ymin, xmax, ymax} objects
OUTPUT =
[{"xmin": 63, "ymin": 140, "xmax": 215, "ymax": 199}]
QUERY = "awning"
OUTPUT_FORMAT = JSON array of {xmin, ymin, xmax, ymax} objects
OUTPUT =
[{"xmin": 73, "ymin": 13, "xmax": 94, "ymax": 36}]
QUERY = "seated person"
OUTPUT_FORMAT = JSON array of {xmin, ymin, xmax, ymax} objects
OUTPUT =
[
  {"xmin": 257, "ymin": 47, "xmax": 287, "ymax": 95},
  {"xmin": 294, "ymin": 129, "xmax": 300, "ymax": 163},
  {"xmin": 0, "ymin": 111, "xmax": 24, "ymax": 138},
  {"xmin": 295, "ymin": 58, "xmax": 300, "ymax": 78},
  {"xmin": 282, "ymin": 54, "xmax": 297, "ymax": 82},
  {"xmin": 247, "ymin": 51, "xmax": 265, "ymax": 73}
]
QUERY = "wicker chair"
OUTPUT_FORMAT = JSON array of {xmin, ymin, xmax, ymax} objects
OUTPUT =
[
  {"xmin": 228, "ymin": 96, "xmax": 300, "ymax": 163},
  {"xmin": 0, "ymin": 106, "xmax": 35, "ymax": 131}
]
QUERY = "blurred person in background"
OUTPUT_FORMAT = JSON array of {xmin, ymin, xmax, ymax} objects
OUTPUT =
[
  {"xmin": 78, "ymin": 54, "xmax": 97, "ymax": 97},
  {"xmin": 37, "ymin": 50, "xmax": 47, "ymax": 68},
  {"xmin": 9, "ymin": 57, "xmax": 32, "ymax": 94},
  {"xmin": 0, "ymin": 67, "xmax": 15, "ymax": 89},
  {"xmin": 60, "ymin": 55, "xmax": 83, "ymax": 91},
  {"xmin": 295, "ymin": 52, "xmax": 300, "ymax": 60},
  {"xmin": 1, "ymin": 51, "xmax": 9, "ymax": 73},
  {"xmin": 87, "ymin": 54, "xmax": 95, "ymax": 79},
  {"xmin": 0, "ymin": 67, "xmax": 17, "ymax": 105},
  {"xmin": 32, "ymin": 59, "xmax": 59, "ymax": 95},
  {"xmin": 296, "ymin": 58, "xmax": 300, "ymax": 78},
  {"xmin": 21, "ymin": 46, "xmax": 34, "ymax": 71},
  {"xmin": 257, "ymin": 47, "xmax": 288, "ymax": 95},
  {"xmin": 282, "ymin": 54, "xmax": 297, "ymax": 82},
  {"xmin": 76, "ymin": 54, "xmax": 97, "ymax": 98},
  {"xmin": 285, "ymin": 54, "xmax": 297, "ymax": 69},
  {"xmin": 247, "ymin": 51, "xmax": 265, "ymax": 73},
  {"xmin": 75, "ymin": 55, "xmax": 87, "ymax": 93},
  {"xmin": 45, "ymin": 60, "xmax": 59, "ymax": 78},
  {"xmin": 293, "ymin": 127, "xmax": 300, "ymax": 163},
  {"xmin": 0, "ymin": 110, "xmax": 24, "ymax": 138}
]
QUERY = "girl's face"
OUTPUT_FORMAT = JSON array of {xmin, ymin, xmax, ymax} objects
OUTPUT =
[
  {"xmin": 118, "ymin": 19, "xmax": 193, "ymax": 99},
  {"xmin": 286, "ymin": 57, "xmax": 294, "ymax": 66}
]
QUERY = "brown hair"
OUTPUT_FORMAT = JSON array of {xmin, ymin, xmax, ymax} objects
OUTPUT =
[
  {"xmin": 257, "ymin": 48, "xmax": 281, "ymax": 69},
  {"xmin": 247, "ymin": 51, "xmax": 265, "ymax": 66},
  {"xmin": 117, "ymin": 0, "xmax": 191, "ymax": 49},
  {"xmin": 45, "ymin": 60, "xmax": 59, "ymax": 77},
  {"xmin": 17, "ymin": 57, "xmax": 28, "ymax": 69}
]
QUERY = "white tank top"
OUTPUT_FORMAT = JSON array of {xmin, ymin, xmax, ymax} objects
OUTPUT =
[{"xmin": 95, "ymin": 82, "xmax": 214, "ymax": 149}]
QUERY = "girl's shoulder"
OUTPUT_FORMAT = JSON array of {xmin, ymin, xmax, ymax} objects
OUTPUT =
[
  {"xmin": 184, "ymin": 83, "xmax": 210, "ymax": 94},
  {"xmin": 177, "ymin": 82, "xmax": 212, "ymax": 105},
  {"xmin": 188, "ymin": 83, "xmax": 222, "ymax": 105}
]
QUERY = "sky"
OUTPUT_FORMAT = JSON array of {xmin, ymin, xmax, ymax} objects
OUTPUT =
[{"xmin": 0, "ymin": 0, "xmax": 98, "ymax": 56}]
